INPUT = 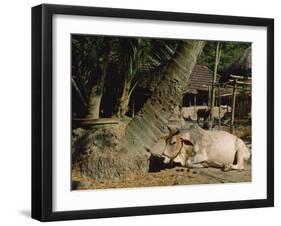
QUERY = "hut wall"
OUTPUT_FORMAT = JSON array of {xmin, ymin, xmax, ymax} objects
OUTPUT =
[
  {"xmin": 236, "ymin": 95, "xmax": 251, "ymax": 120},
  {"xmin": 182, "ymin": 91, "xmax": 209, "ymax": 107}
]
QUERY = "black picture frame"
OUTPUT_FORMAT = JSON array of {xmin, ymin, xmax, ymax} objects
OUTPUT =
[{"xmin": 32, "ymin": 3, "xmax": 274, "ymax": 222}]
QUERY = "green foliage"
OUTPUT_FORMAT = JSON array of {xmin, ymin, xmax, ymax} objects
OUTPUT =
[
  {"xmin": 110, "ymin": 37, "xmax": 179, "ymax": 116},
  {"xmin": 72, "ymin": 35, "xmax": 178, "ymax": 117},
  {"xmin": 113, "ymin": 37, "xmax": 178, "ymax": 87},
  {"xmin": 198, "ymin": 41, "xmax": 251, "ymax": 73},
  {"xmin": 72, "ymin": 35, "xmax": 104, "ymax": 97},
  {"xmin": 71, "ymin": 36, "xmax": 250, "ymax": 118}
]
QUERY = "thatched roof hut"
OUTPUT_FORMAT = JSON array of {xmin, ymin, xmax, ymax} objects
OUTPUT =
[
  {"xmin": 184, "ymin": 64, "xmax": 219, "ymax": 94},
  {"xmin": 182, "ymin": 65, "xmax": 221, "ymax": 106}
]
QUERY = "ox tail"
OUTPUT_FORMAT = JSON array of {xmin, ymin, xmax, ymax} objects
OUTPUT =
[{"xmin": 236, "ymin": 138, "xmax": 251, "ymax": 161}]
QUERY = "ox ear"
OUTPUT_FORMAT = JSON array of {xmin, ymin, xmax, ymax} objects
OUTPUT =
[
  {"xmin": 159, "ymin": 135, "xmax": 168, "ymax": 140},
  {"xmin": 181, "ymin": 139, "xmax": 193, "ymax": 146},
  {"xmin": 167, "ymin": 126, "xmax": 180, "ymax": 135},
  {"xmin": 167, "ymin": 125, "xmax": 173, "ymax": 133}
]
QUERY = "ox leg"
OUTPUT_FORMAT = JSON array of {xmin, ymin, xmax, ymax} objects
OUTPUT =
[
  {"xmin": 223, "ymin": 149, "xmax": 245, "ymax": 171},
  {"xmin": 223, "ymin": 163, "xmax": 244, "ymax": 171},
  {"xmin": 186, "ymin": 152, "xmax": 208, "ymax": 168},
  {"xmin": 187, "ymin": 163, "xmax": 206, "ymax": 168},
  {"xmin": 207, "ymin": 161, "xmax": 224, "ymax": 168}
]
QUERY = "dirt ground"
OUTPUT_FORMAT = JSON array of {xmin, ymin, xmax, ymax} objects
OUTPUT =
[
  {"xmin": 72, "ymin": 125, "xmax": 252, "ymax": 190},
  {"xmin": 72, "ymin": 163, "xmax": 251, "ymax": 190}
]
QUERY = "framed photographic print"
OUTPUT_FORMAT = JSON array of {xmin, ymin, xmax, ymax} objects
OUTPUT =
[{"xmin": 32, "ymin": 4, "xmax": 274, "ymax": 221}]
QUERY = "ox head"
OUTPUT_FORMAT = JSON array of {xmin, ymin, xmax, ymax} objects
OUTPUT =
[
  {"xmin": 221, "ymin": 105, "xmax": 232, "ymax": 112},
  {"xmin": 161, "ymin": 126, "xmax": 194, "ymax": 166}
]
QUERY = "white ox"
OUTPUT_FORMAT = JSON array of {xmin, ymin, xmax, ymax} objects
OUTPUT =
[
  {"xmin": 161, "ymin": 126, "xmax": 250, "ymax": 171},
  {"xmin": 181, "ymin": 105, "xmax": 231, "ymax": 121}
]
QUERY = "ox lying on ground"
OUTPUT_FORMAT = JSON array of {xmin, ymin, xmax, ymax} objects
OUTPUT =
[{"xmin": 161, "ymin": 126, "xmax": 250, "ymax": 171}]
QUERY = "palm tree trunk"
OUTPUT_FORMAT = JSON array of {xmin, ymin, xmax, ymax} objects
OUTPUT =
[
  {"xmin": 86, "ymin": 57, "xmax": 109, "ymax": 119},
  {"xmin": 116, "ymin": 81, "xmax": 131, "ymax": 118},
  {"xmin": 116, "ymin": 79, "xmax": 139, "ymax": 118},
  {"xmin": 121, "ymin": 40, "xmax": 205, "ymax": 154}
]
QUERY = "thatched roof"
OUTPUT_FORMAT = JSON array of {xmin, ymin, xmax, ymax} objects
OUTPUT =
[
  {"xmin": 220, "ymin": 47, "xmax": 252, "ymax": 82},
  {"xmin": 138, "ymin": 64, "xmax": 219, "ymax": 95},
  {"xmin": 184, "ymin": 64, "xmax": 219, "ymax": 94}
]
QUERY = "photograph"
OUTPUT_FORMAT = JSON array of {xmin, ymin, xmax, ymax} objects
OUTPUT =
[
  {"xmin": 31, "ymin": 3, "xmax": 274, "ymax": 221},
  {"xmin": 71, "ymin": 35, "xmax": 252, "ymax": 190}
]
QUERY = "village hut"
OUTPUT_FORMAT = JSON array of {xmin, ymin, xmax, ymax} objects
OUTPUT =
[{"xmin": 182, "ymin": 64, "xmax": 219, "ymax": 107}]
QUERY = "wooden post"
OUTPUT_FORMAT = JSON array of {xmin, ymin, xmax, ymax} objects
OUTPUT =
[
  {"xmin": 227, "ymin": 96, "xmax": 230, "ymax": 113},
  {"xmin": 132, "ymin": 100, "xmax": 135, "ymax": 117},
  {"xmin": 230, "ymin": 79, "xmax": 237, "ymax": 134},
  {"xmin": 210, "ymin": 42, "xmax": 221, "ymax": 125},
  {"xmin": 208, "ymin": 85, "xmax": 211, "ymax": 107},
  {"xmin": 237, "ymin": 96, "xmax": 240, "ymax": 126},
  {"xmin": 194, "ymin": 95, "xmax": 197, "ymax": 106},
  {"xmin": 218, "ymin": 85, "xmax": 221, "ymax": 128}
]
